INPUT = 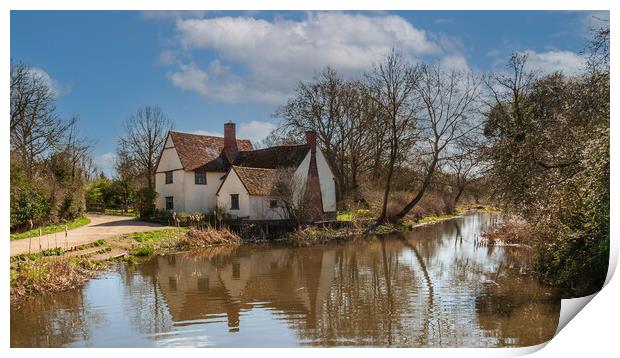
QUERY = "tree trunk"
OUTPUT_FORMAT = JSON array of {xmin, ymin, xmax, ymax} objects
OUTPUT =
[
  {"xmin": 392, "ymin": 156, "xmax": 439, "ymax": 221},
  {"xmin": 377, "ymin": 138, "xmax": 397, "ymax": 223},
  {"xmin": 452, "ymin": 185, "xmax": 466, "ymax": 212}
]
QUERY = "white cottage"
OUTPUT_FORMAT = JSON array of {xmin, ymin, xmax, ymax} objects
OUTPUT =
[{"xmin": 155, "ymin": 122, "xmax": 336, "ymax": 222}]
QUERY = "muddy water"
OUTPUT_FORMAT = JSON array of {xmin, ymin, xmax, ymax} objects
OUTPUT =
[{"xmin": 10, "ymin": 213, "xmax": 560, "ymax": 347}]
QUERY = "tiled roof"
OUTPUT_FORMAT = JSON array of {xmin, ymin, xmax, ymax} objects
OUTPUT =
[
  {"xmin": 233, "ymin": 144, "xmax": 310, "ymax": 169},
  {"xmin": 232, "ymin": 166, "xmax": 278, "ymax": 196},
  {"xmin": 169, "ymin": 131, "xmax": 253, "ymax": 171}
]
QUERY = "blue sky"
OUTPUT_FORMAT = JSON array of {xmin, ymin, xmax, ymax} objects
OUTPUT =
[{"xmin": 10, "ymin": 10, "xmax": 608, "ymax": 177}]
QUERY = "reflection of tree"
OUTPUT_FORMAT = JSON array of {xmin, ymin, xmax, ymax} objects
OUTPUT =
[
  {"xmin": 475, "ymin": 271, "xmax": 560, "ymax": 347},
  {"xmin": 119, "ymin": 261, "xmax": 174, "ymax": 336},
  {"xmin": 11, "ymin": 286, "xmax": 103, "ymax": 347},
  {"xmin": 12, "ymin": 213, "xmax": 560, "ymax": 348}
]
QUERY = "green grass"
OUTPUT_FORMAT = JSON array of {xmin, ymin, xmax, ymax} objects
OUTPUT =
[
  {"xmin": 123, "ymin": 228, "xmax": 190, "ymax": 258},
  {"xmin": 128, "ymin": 228, "xmax": 188, "ymax": 243},
  {"xmin": 416, "ymin": 213, "xmax": 461, "ymax": 224},
  {"xmin": 337, "ymin": 209, "xmax": 373, "ymax": 222},
  {"xmin": 10, "ymin": 217, "xmax": 91, "ymax": 241},
  {"xmin": 337, "ymin": 211, "xmax": 356, "ymax": 221}
]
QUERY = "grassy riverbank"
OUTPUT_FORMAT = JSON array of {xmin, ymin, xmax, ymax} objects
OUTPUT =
[
  {"xmin": 11, "ymin": 208, "xmax": 491, "ymax": 306},
  {"xmin": 10, "ymin": 217, "xmax": 91, "ymax": 241},
  {"xmin": 10, "ymin": 227, "xmax": 242, "ymax": 306}
]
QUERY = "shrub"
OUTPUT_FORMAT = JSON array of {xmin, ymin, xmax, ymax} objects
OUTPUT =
[
  {"xmin": 133, "ymin": 187, "xmax": 157, "ymax": 218},
  {"xmin": 482, "ymin": 217, "xmax": 533, "ymax": 246},
  {"xmin": 10, "ymin": 185, "xmax": 51, "ymax": 230},
  {"xmin": 58, "ymin": 186, "xmax": 85, "ymax": 221}
]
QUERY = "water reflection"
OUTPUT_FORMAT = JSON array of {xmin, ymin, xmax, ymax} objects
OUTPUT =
[{"xmin": 11, "ymin": 213, "xmax": 560, "ymax": 347}]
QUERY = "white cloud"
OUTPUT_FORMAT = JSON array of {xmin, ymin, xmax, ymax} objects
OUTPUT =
[
  {"xmin": 439, "ymin": 55, "xmax": 470, "ymax": 73},
  {"xmin": 29, "ymin": 67, "xmax": 69, "ymax": 97},
  {"xmin": 522, "ymin": 50, "xmax": 586, "ymax": 76},
  {"xmin": 167, "ymin": 63, "xmax": 210, "ymax": 96},
  {"xmin": 94, "ymin": 152, "xmax": 117, "ymax": 178},
  {"xmin": 238, "ymin": 120, "xmax": 277, "ymax": 144},
  {"xmin": 158, "ymin": 50, "xmax": 178, "ymax": 66},
  {"xmin": 166, "ymin": 12, "xmax": 449, "ymax": 103}
]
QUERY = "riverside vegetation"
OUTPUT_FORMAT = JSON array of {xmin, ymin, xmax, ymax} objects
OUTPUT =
[{"xmin": 11, "ymin": 23, "xmax": 609, "ymax": 304}]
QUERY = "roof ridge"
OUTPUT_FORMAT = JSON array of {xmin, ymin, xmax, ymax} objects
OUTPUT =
[
  {"xmin": 170, "ymin": 130, "xmax": 252, "ymax": 142},
  {"xmin": 232, "ymin": 165, "xmax": 276, "ymax": 171},
  {"xmin": 240, "ymin": 143, "xmax": 308, "ymax": 153}
]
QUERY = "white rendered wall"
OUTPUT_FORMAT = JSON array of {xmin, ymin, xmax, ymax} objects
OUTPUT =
[
  {"xmin": 155, "ymin": 143, "xmax": 185, "ymax": 211},
  {"xmin": 249, "ymin": 196, "xmax": 289, "ymax": 220},
  {"xmin": 183, "ymin": 171, "xmax": 225, "ymax": 213},
  {"xmin": 292, "ymin": 152, "xmax": 311, "ymax": 207},
  {"xmin": 216, "ymin": 169, "xmax": 251, "ymax": 218},
  {"xmin": 316, "ymin": 147, "xmax": 337, "ymax": 213}
]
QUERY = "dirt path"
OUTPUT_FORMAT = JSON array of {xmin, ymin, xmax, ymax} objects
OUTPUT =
[{"xmin": 10, "ymin": 214, "xmax": 171, "ymax": 256}]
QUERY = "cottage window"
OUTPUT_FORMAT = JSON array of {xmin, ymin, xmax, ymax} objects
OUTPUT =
[
  {"xmin": 269, "ymin": 199, "xmax": 278, "ymax": 208},
  {"xmin": 195, "ymin": 169, "xmax": 207, "ymax": 185},
  {"xmin": 165, "ymin": 171, "xmax": 173, "ymax": 184},
  {"xmin": 230, "ymin": 194, "xmax": 240, "ymax": 210},
  {"xmin": 165, "ymin": 196, "xmax": 174, "ymax": 210}
]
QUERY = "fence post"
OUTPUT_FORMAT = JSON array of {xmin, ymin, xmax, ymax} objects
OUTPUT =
[
  {"xmin": 28, "ymin": 219, "xmax": 33, "ymax": 254},
  {"xmin": 39, "ymin": 228, "xmax": 42, "ymax": 251}
]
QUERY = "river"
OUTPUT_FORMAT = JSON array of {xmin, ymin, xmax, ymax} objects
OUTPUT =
[{"xmin": 10, "ymin": 212, "xmax": 560, "ymax": 347}]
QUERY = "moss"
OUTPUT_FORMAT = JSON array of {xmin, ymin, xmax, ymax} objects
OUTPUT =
[{"xmin": 10, "ymin": 217, "xmax": 91, "ymax": 241}]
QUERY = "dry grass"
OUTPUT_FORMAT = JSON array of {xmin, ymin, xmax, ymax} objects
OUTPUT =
[
  {"xmin": 482, "ymin": 217, "xmax": 534, "ymax": 246},
  {"xmin": 10, "ymin": 256, "xmax": 107, "ymax": 306},
  {"xmin": 179, "ymin": 227, "xmax": 241, "ymax": 248},
  {"xmin": 356, "ymin": 186, "xmax": 452, "ymax": 221}
]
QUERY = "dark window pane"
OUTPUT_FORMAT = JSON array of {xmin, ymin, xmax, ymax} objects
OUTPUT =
[
  {"xmin": 230, "ymin": 194, "xmax": 239, "ymax": 210},
  {"xmin": 165, "ymin": 196, "xmax": 174, "ymax": 210},
  {"xmin": 165, "ymin": 171, "xmax": 173, "ymax": 184},
  {"xmin": 195, "ymin": 170, "xmax": 207, "ymax": 185},
  {"xmin": 269, "ymin": 199, "xmax": 278, "ymax": 208}
]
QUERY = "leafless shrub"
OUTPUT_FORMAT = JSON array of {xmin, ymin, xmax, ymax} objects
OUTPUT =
[
  {"xmin": 482, "ymin": 217, "xmax": 533, "ymax": 246},
  {"xmin": 180, "ymin": 227, "xmax": 241, "ymax": 248}
]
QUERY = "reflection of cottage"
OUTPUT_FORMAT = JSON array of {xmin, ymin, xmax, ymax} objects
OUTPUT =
[
  {"xmin": 149, "ymin": 247, "xmax": 337, "ymax": 332},
  {"xmin": 155, "ymin": 122, "xmax": 336, "ymax": 221}
]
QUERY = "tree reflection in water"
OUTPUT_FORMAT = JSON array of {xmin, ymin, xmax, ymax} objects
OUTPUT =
[{"xmin": 11, "ymin": 213, "xmax": 560, "ymax": 347}]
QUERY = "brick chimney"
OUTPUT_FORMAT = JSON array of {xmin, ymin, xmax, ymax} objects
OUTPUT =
[
  {"xmin": 303, "ymin": 130, "xmax": 324, "ymax": 222},
  {"xmin": 223, "ymin": 121, "xmax": 238, "ymax": 162},
  {"xmin": 305, "ymin": 130, "xmax": 317, "ymax": 152}
]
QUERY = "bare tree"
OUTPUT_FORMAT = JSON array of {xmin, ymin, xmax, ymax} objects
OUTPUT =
[
  {"xmin": 366, "ymin": 51, "xmax": 420, "ymax": 223},
  {"xmin": 270, "ymin": 167, "xmax": 307, "ymax": 224},
  {"xmin": 10, "ymin": 62, "xmax": 66, "ymax": 178},
  {"xmin": 392, "ymin": 64, "xmax": 481, "ymax": 221},
  {"xmin": 274, "ymin": 68, "xmax": 347, "ymax": 198},
  {"xmin": 117, "ymin": 106, "xmax": 173, "ymax": 190},
  {"xmin": 442, "ymin": 136, "xmax": 487, "ymax": 212}
]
